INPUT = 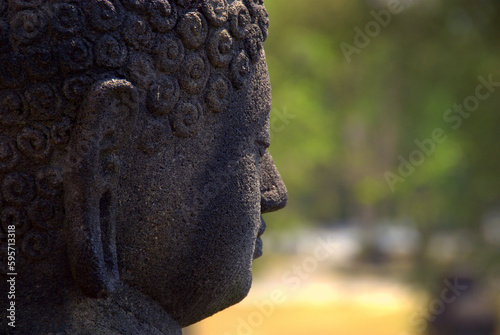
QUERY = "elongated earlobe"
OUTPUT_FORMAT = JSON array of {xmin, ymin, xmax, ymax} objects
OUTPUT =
[{"xmin": 64, "ymin": 79, "xmax": 139, "ymax": 298}]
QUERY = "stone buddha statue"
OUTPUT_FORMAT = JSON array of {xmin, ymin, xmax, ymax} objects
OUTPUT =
[{"xmin": 0, "ymin": 0, "xmax": 287, "ymax": 333}]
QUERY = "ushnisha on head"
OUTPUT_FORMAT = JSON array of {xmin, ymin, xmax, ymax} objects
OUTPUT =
[{"xmin": 0, "ymin": 0, "xmax": 286, "ymax": 332}]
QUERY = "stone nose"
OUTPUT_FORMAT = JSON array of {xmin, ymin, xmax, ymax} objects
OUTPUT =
[{"xmin": 259, "ymin": 150, "xmax": 287, "ymax": 213}]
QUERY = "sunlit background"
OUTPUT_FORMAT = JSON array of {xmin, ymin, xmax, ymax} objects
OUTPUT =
[{"xmin": 187, "ymin": 0, "xmax": 500, "ymax": 334}]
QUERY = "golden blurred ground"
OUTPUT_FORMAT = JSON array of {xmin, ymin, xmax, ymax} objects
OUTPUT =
[
  {"xmin": 185, "ymin": 248, "xmax": 500, "ymax": 335},
  {"xmin": 185, "ymin": 255, "xmax": 424, "ymax": 335},
  {"xmin": 187, "ymin": 300, "xmax": 416, "ymax": 335}
]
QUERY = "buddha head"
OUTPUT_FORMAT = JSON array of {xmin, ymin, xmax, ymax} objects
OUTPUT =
[{"xmin": 0, "ymin": 0, "xmax": 286, "ymax": 332}]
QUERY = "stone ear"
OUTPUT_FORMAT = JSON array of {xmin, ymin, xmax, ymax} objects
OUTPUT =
[{"xmin": 64, "ymin": 79, "xmax": 139, "ymax": 298}]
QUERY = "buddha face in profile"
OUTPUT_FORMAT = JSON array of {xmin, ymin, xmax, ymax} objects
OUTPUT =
[{"xmin": 0, "ymin": 0, "xmax": 286, "ymax": 329}]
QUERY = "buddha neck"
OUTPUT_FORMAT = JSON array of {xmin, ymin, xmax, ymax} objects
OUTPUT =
[
  {"xmin": 66, "ymin": 284, "xmax": 182, "ymax": 335},
  {"xmin": 15, "ymin": 282, "xmax": 182, "ymax": 335}
]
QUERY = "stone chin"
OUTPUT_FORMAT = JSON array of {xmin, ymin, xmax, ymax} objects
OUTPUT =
[
  {"xmin": 167, "ymin": 243, "xmax": 256, "ymax": 326},
  {"xmin": 174, "ymin": 224, "xmax": 263, "ymax": 325},
  {"xmin": 176, "ymin": 265, "xmax": 253, "ymax": 326},
  {"xmin": 121, "ymin": 247, "xmax": 255, "ymax": 327}
]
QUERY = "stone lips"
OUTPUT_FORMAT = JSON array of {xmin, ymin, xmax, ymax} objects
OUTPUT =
[{"xmin": 0, "ymin": 0, "xmax": 269, "ymax": 263}]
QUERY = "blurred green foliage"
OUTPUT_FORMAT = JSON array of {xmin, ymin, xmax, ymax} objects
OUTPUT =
[{"xmin": 263, "ymin": 0, "xmax": 499, "ymax": 268}]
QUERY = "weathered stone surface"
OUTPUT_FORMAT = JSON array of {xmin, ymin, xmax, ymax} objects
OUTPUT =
[{"xmin": 0, "ymin": 0, "xmax": 286, "ymax": 334}]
